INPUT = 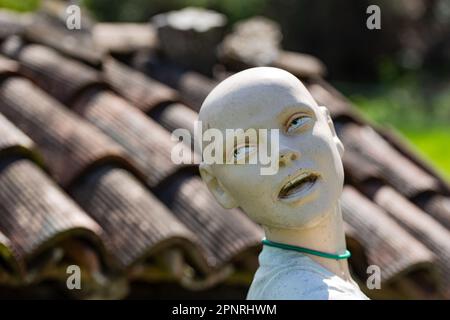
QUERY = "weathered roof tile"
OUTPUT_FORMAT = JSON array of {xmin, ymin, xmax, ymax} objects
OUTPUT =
[
  {"xmin": 70, "ymin": 165, "xmax": 202, "ymax": 270},
  {"xmin": 341, "ymin": 186, "xmax": 438, "ymax": 292},
  {"xmin": 155, "ymin": 174, "xmax": 263, "ymax": 269},
  {"xmin": 102, "ymin": 57, "xmax": 178, "ymax": 112},
  {"xmin": 0, "ymin": 77, "xmax": 132, "ymax": 187},
  {"xmin": 0, "ymin": 157, "xmax": 104, "ymax": 274},
  {"xmin": 3, "ymin": 43, "xmax": 103, "ymax": 105},
  {"xmin": 73, "ymin": 89, "xmax": 197, "ymax": 188},
  {"xmin": 366, "ymin": 182, "xmax": 450, "ymax": 296},
  {"xmin": 337, "ymin": 122, "xmax": 440, "ymax": 197}
]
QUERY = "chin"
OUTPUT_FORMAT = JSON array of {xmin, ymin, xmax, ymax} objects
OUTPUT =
[{"xmin": 268, "ymin": 186, "xmax": 340, "ymax": 229}]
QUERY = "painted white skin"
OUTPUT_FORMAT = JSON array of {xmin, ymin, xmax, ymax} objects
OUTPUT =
[{"xmin": 198, "ymin": 67, "xmax": 361, "ymax": 297}]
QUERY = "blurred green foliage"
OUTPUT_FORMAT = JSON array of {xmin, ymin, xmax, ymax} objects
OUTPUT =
[{"xmin": 0, "ymin": 0, "xmax": 40, "ymax": 12}]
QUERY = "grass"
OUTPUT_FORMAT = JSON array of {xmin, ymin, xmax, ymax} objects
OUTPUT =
[
  {"xmin": 337, "ymin": 78, "xmax": 450, "ymax": 182},
  {"xmin": 0, "ymin": 0, "xmax": 40, "ymax": 12}
]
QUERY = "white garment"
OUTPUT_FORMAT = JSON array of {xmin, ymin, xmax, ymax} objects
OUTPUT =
[{"xmin": 247, "ymin": 245, "xmax": 370, "ymax": 300}]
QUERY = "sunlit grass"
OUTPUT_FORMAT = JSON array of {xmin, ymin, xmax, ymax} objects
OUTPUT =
[
  {"xmin": 400, "ymin": 127, "xmax": 450, "ymax": 181},
  {"xmin": 342, "ymin": 81, "xmax": 450, "ymax": 182},
  {"xmin": 0, "ymin": 0, "xmax": 40, "ymax": 12}
]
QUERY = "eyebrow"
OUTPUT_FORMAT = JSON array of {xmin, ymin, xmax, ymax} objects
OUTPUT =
[{"xmin": 277, "ymin": 103, "xmax": 315, "ymax": 124}]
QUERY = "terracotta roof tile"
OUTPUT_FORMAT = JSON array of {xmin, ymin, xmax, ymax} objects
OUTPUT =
[
  {"xmin": 0, "ymin": 54, "xmax": 19, "ymax": 79},
  {"xmin": 0, "ymin": 77, "xmax": 132, "ymax": 187},
  {"xmin": 155, "ymin": 174, "xmax": 263, "ymax": 269},
  {"xmin": 306, "ymin": 80, "xmax": 359, "ymax": 119},
  {"xmin": 69, "ymin": 165, "xmax": 201, "ymax": 270},
  {"xmin": 414, "ymin": 193, "xmax": 450, "ymax": 230},
  {"xmin": 0, "ymin": 228, "xmax": 21, "ymax": 283},
  {"xmin": 2, "ymin": 43, "xmax": 103, "ymax": 105},
  {"xmin": 136, "ymin": 57, "xmax": 217, "ymax": 111},
  {"xmin": 0, "ymin": 112, "xmax": 39, "ymax": 163},
  {"xmin": 23, "ymin": 16, "xmax": 103, "ymax": 66},
  {"xmin": 365, "ymin": 182, "xmax": 450, "ymax": 296},
  {"xmin": 0, "ymin": 10, "xmax": 30, "ymax": 40},
  {"xmin": 337, "ymin": 122, "xmax": 440, "ymax": 197},
  {"xmin": 273, "ymin": 51, "xmax": 327, "ymax": 79},
  {"xmin": 0, "ymin": 157, "xmax": 104, "ymax": 277},
  {"xmin": 341, "ymin": 186, "xmax": 438, "ymax": 290},
  {"xmin": 102, "ymin": 57, "xmax": 178, "ymax": 112},
  {"xmin": 150, "ymin": 102, "xmax": 199, "ymax": 146},
  {"xmin": 72, "ymin": 89, "xmax": 196, "ymax": 188}
]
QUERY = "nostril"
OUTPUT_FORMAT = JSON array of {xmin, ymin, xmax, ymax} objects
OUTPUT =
[
  {"xmin": 279, "ymin": 151, "xmax": 298, "ymax": 167},
  {"xmin": 290, "ymin": 152, "xmax": 298, "ymax": 161}
]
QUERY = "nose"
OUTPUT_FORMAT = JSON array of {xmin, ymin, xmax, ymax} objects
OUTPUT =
[{"xmin": 279, "ymin": 148, "xmax": 300, "ymax": 168}]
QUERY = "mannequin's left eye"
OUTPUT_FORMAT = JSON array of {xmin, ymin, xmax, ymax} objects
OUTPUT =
[
  {"xmin": 286, "ymin": 115, "xmax": 312, "ymax": 134},
  {"xmin": 233, "ymin": 145, "xmax": 257, "ymax": 160}
]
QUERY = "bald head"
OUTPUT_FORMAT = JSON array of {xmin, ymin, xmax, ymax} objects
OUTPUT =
[{"xmin": 198, "ymin": 67, "xmax": 317, "ymax": 132}]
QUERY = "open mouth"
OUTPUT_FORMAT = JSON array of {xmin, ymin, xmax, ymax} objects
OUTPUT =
[{"xmin": 278, "ymin": 172, "xmax": 320, "ymax": 200}]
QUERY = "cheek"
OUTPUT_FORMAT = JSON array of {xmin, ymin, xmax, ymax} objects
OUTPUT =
[
  {"xmin": 308, "ymin": 127, "xmax": 342, "ymax": 166},
  {"xmin": 215, "ymin": 165, "xmax": 274, "ymax": 202}
]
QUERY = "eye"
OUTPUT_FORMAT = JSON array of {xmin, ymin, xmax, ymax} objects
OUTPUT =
[
  {"xmin": 286, "ymin": 114, "xmax": 312, "ymax": 134},
  {"xmin": 233, "ymin": 145, "xmax": 257, "ymax": 160}
]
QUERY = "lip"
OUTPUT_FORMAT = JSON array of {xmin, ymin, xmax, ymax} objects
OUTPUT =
[{"xmin": 277, "ymin": 170, "xmax": 320, "ymax": 203}]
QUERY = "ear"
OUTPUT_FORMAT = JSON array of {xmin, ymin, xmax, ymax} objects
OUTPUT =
[
  {"xmin": 319, "ymin": 106, "xmax": 345, "ymax": 157},
  {"xmin": 199, "ymin": 163, "xmax": 239, "ymax": 209}
]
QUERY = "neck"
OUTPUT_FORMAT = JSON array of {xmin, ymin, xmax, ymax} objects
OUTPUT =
[{"xmin": 263, "ymin": 201, "xmax": 353, "ymax": 282}]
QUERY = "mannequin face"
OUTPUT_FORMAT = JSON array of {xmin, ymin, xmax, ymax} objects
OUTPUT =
[{"xmin": 198, "ymin": 67, "xmax": 344, "ymax": 229}]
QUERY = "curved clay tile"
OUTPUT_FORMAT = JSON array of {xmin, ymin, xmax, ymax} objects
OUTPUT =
[
  {"xmin": 149, "ymin": 102, "xmax": 198, "ymax": 149},
  {"xmin": 136, "ymin": 58, "xmax": 217, "ymax": 111},
  {"xmin": 343, "ymin": 222, "xmax": 369, "ymax": 280},
  {"xmin": 341, "ymin": 147, "xmax": 382, "ymax": 184},
  {"xmin": 0, "ymin": 11, "xmax": 30, "ymax": 40},
  {"xmin": 306, "ymin": 80, "xmax": 359, "ymax": 119},
  {"xmin": 0, "ymin": 229, "xmax": 22, "ymax": 284},
  {"xmin": 376, "ymin": 127, "xmax": 450, "ymax": 194},
  {"xmin": 414, "ymin": 193, "xmax": 450, "ymax": 230},
  {"xmin": 69, "ymin": 165, "xmax": 205, "ymax": 272},
  {"xmin": 4, "ymin": 43, "xmax": 104, "ymax": 105},
  {"xmin": 23, "ymin": 19, "xmax": 103, "ymax": 66},
  {"xmin": 102, "ymin": 58, "xmax": 178, "ymax": 113},
  {"xmin": 0, "ymin": 157, "xmax": 105, "ymax": 278},
  {"xmin": 0, "ymin": 54, "xmax": 19, "ymax": 79},
  {"xmin": 341, "ymin": 186, "xmax": 438, "ymax": 292},
  {"xmin": 365, "ymin": 182, "xmax": 450, "ymax": 297},
  {"xmin": 0, "ymin": 113, "xmax": 41, "ymax": 165},
  {"xmin": 0, "ymin": 77, "xmax": 131, "ymax": 187},
  {"xmin": 274, "ymin": 51, "xmax": 327, "ymax": 79},
  {"xmin": 155, "ymin": 174, "xmax": 263, "ymax": 270},
  {"xmin": 337, "ymin": 123, "xmax": 440, "ymax": 197},
  {"xmin": 73, "ymin": 89, "xmax": 198, "ymax": 188}
]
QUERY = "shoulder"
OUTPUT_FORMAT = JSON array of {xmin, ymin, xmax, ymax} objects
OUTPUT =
[
  {"xmin": 248, "ymin": 265, "xmax": 367, "ymax": 300},
  {"xmin": 263, "ymin": 267, "xmax": 331, "ymax": 300}
]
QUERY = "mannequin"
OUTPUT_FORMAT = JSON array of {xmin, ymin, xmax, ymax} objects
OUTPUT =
[{"xmin": 197, "ymin": 67, "xmax": 368, "ymax": 299}]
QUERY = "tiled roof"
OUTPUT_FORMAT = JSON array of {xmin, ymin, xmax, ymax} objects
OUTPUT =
[{"xmin": 0, "ymin": 8, "xmax": 449, "ymax": 299}]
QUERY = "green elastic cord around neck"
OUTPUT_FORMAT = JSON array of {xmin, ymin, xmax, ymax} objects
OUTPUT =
[{"xmin": 262, "ymin": 238, "xmax": 351, "ymax": 260}]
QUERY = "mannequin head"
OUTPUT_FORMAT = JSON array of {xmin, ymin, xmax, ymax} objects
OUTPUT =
[{"xmin": 198, "ymin": 67, "xmax": 344, "ymax": 230}]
